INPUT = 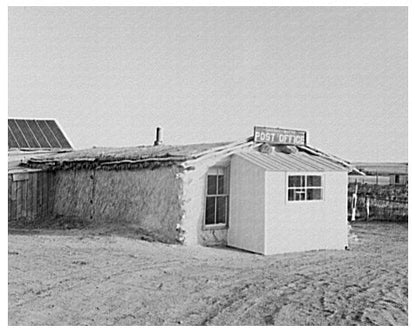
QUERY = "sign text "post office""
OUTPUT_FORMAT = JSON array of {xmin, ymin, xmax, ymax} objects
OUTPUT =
[{"xmin": 254, "ymin": 126, "xmax": 307, "ymax": 145}]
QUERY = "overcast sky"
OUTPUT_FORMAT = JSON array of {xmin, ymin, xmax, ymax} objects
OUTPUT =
[{"xmin": 8, "ymin": 6, "xmax": 407, "ymax": 162}]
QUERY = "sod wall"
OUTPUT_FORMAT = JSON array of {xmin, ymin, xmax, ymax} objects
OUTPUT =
[{"xmin": 53, "ymin": 167, "xmax": 184, "ymax": 243}]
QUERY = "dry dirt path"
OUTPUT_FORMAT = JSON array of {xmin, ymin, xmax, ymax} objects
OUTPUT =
[{"xmin": 8, "ymin": 222, "xmax": 407, "ymax": 325}]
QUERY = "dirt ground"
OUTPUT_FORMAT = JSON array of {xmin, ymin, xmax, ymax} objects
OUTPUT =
[{"xmin": 8, "ymin": 222, "xmax": 407, "ymax": 326}]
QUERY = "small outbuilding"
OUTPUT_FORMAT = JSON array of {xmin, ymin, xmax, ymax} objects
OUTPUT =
[
  {"xmin": 228, "ymin": 149, "xmax": 348, "ymax": 254},
  {"xmin": 23, "ymin": 126, "xmax": 357, "ymax": 255}
]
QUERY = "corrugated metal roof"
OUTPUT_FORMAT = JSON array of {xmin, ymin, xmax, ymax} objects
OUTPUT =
[
  {"xmin": 235, "ymin": 149, "xmax": 347, "ymax": 172},
  {"xmin": 8, "ymin": 118, "xmax": 73, "ymax": 150}
]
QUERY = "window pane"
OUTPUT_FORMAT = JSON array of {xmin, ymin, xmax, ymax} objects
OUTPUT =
[
  {"xmin": 217, "ymin": 175, "xmax": 225, "ymax": 194},
  {"xmin": 289, "ymin": 189, "xmax": 306, "ymax": 201},
  {"xmin": 207, "ymin": 175, "xmax": 217, "ymax": 195},
  {"xmin": 295, "ymin": 190, "xmax": 306, "ymax": 201},
  {"xmin": 289, "ymin": 175, "xmax": 304, "ymax": 187},
  {"xmin": 307, "ymin": 176, "xmax": 321, "ymax": 187},
  {"xmin": 288, "ymin": 188, "xmax": 295, "ymax": 201},
  {"xmin": 307, "ymin": 188, "xmax": 322, "ymax": 200},
  {"xmin": 216, "ymin": 197, "xmax": 227, "ymax": 224},
  {"xmin": 205, "ymin": 197, "xmax": 216, "ymax": 224}
]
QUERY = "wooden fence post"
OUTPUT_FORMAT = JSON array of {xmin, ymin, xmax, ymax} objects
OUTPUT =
[{"xmin": 351, "ymin": 181, "xmax": 358, "ymax": 222}]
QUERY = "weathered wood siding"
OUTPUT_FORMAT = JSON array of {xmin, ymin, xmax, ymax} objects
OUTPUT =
[{"xmin": 8, "ymin": 170, "xmax": 56, "ymax": 225}]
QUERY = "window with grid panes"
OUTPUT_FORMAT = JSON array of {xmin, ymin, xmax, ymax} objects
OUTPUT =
[
  {"xmin": 288, "ymin": 175, "xmax": 323, "ymax": 201},
  {"xmin": 205, "ymin": 168, "xmax": 228, "ymax": 226}
]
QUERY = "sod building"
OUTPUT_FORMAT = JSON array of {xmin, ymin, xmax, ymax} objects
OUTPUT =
[{"xmin": 23, "ymin": 126, "xmax": 356, "ymax": 255}]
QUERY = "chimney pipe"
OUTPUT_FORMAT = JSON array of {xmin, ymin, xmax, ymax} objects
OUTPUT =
[{"xmin": 154, "ymin": 127, "xmax": 163, "ymax": 146}]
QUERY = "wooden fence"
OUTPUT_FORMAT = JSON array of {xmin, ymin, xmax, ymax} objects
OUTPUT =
[{"xmin": 8, "ymin": 170, "xmax": 56, "ymax": 225}]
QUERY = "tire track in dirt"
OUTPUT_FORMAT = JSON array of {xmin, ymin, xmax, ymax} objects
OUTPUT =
[
  {"xmin": 9, "ymin": 258, "xmax": 186, "ymax": 309},
  {"xmin": 172, "ymin": 253, "xmax": 407, "ymax": 326},
  {"xmin": 9, "ymin": 222, "xmax": 407, "ymax": 325}
]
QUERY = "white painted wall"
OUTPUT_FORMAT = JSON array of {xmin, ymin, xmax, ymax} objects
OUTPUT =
[
  {"xmin": 264, "ymin": 171, "xmax": 348, "ymax": 255},
  {"xmin": 228, "ymin": 155, "xmax": 266, "ymax": 254},
  {"xmin": 179, "ymin": 155, "xmax": 232, "ymax": 246}
]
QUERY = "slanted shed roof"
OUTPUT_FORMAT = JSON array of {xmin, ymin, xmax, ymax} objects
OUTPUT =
[
  {"xmin": 8, "ymin": 150, "xmax": 54, "ymax": 173},
  {"xmin": 8, "ymin": 118, "xmax": 72, "ymax": 150},
  {"xmin": 236, "ymin": 149, "xmax": 347, "ymax": 172}
]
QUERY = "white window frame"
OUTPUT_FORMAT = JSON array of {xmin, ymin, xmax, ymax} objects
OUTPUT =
[
  {"xmin": 204, "ymin": 167, "xmax": 229, "ymax": 228},
  {"xmin": 286, "ymin": 173, "xmax": 324, "ymax": 203}
]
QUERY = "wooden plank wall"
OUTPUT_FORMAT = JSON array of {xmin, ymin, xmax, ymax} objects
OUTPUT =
[{"xmin": 8, "ymin": 170, "xmax": 55, "ymax": 225}]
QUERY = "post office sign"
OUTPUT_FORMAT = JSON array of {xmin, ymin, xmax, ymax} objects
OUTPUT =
[{"xmin": 254, "ymin": 126, "xmax": 307, "ymax": 145}]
